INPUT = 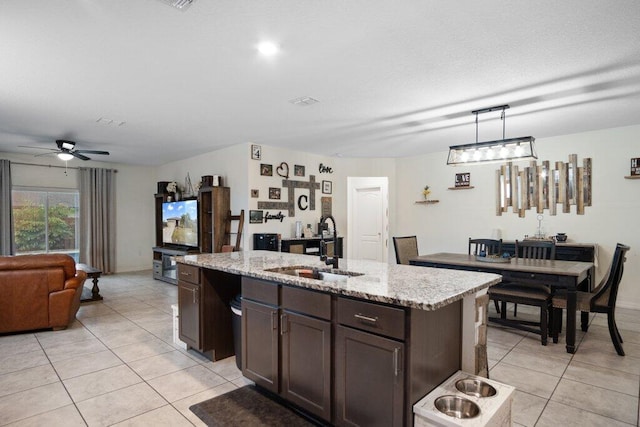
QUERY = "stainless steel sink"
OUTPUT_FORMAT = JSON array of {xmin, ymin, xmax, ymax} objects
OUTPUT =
[{"xmin": 264, "ymin": 266, "xmax": 363, "ymax": 282}]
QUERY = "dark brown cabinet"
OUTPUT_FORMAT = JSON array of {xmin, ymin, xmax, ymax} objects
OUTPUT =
[
  {"xmin": 242, "ymin": 298, "xmax": 279, "ymax": 392},
  {"xmin": 178, "ymin": 263, "xmax": 202, "ymax": 350},
  {"xmin": 335, "ymin": 326, "xmax": 404, "ymax": 427},
  {"xmin": 241, "ymin": 277, "xmax": 332, "ymax": 421},
  {"xmin": 178, "ymin": 264, "xmax": 240, "ymax": 360},
  {"xmin": 198, "ymin": 186, "xmax": 230, "ymax": 253},
  {"xmin": 335, "ymin": 297, "xmax": 405, "ymax": 427}
]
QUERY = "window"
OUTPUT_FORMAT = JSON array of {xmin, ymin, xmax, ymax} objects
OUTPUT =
[{"xmin": 12, "ymin": 188, "xmax": 80, "ymax": 262}]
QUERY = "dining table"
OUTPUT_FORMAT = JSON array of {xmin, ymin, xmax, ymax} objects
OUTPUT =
[{"xmin": 410, "ymin": 253, "xmax": 594, "ymax": 354}]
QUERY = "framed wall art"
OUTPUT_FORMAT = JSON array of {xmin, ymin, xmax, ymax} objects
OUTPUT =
[
  {"xmin": 322, "ymin": 180, "xmax": 332, "ymax": 194},
  {"xmin": 251, "ymin": 144, "xmax": 262, "ymax": 160},
  {"xmin": 249, "ymin": 210, "xmax": 264, "ymax": 224},
  {"xmin": 269, "ymin": 187, "xmax": 281, "ymax": 199},
  {"xmin": 260, "ymin": 164, "xmax": 273, "ymax": 176},
  {"xmin": 294, "ymin": 165, "xmax": 305, "ymax": 177}
]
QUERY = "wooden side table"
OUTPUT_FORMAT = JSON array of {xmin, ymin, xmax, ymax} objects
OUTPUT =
[{"xmin": 76, "ymin": 263, "xmax": 103, "ymax": 302}]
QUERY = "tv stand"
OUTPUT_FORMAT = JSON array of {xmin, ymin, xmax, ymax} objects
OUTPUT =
[
  {"xmin": 153, "ymin": 185, "xmax": 230, "ymax": 284},
  {"xmin": 153, "ymin": 246, "xmax": 198, "ymax": 285}
]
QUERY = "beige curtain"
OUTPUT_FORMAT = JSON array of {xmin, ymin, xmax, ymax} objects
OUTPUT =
[
  {"xmin": 0, "ymin": 159, "xmax": 14, "ymax": 255},
  {"xmin": 79, "ymin": 167, "xmax": 116, "ymax": 273}
]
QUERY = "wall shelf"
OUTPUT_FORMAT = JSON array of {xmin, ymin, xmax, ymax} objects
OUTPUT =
[
  {"xmin": 415, "ymin": 200, "xmax": 440, "ymax": 204},
  {"xmin": 447, "ymin": 186, "xmax": 475, "ymax": 190},
  {"xmin": 624, "ymin": 175, "xmax": 640, "ymax": 179}
]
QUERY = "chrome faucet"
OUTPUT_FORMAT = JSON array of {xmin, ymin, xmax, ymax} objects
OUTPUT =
[{"xmin": 319, "ymin": 215, "xmax": 339, "ymax": 269}]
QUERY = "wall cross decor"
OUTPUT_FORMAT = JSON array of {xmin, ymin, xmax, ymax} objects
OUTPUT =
[
  {"xmin": 257, "ymin": 175, "xmax": 321, "ymax": 217},
  {"xmin": 496, "ymin": 154, "xmax": 592, "ymax": 217}
]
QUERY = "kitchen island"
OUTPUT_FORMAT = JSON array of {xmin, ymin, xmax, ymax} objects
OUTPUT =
[{"xmin": 177, "ymin": 250, "xmax": 501, "ymax": 426}]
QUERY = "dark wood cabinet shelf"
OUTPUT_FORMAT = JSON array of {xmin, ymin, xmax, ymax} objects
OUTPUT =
[
  {"xmin": 624, "ymin": 175, "xmax": 640, "ymax": 179},
  {"xmin": 178, "ymin": 264, "xmax": 240, "ymax": 361},
  {"xmin": 153, "ymin": 185, "xmax": 230, "ymax": 284}
]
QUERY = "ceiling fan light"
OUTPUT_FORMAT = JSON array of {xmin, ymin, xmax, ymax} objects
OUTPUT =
[{"xmin": 57, "ymin": 152, "xmax": 74, "ymax": 161}]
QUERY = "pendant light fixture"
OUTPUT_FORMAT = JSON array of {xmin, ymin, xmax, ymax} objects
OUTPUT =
[{"xmin": 447, "ymin": 105, "xmax": 537, "ymax": 165}]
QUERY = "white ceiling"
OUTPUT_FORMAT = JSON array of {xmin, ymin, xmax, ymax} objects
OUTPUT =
[{"xmin": 1, "ymin": 0, "xmax": 639, "ymax": 165}]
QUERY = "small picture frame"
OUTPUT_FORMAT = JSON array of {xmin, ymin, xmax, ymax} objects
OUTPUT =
[
  {"xmin": 251, "ymin": 189, "xmax": 259, "ymax": 198},
  {"xmin": 322, "ymin": 180, "xmax": 332, "ymax": 194},
  {"xmin": 269, "ymin": 187, "xmax": 281, "ymax": 199},
  {"xmin": 249, "ymin": 210, "xmax": 264, "ymax": 224},
  {"xmin": 260, "ymin": 164, "xmax": 273, "ymax": 176},
  {"xmin": 251, "ymin": 144, "xmax": 262, "ymax": 160},
  {"xmin": 294, "ymin": 165, "xmax": 305, "ymax": 177}
]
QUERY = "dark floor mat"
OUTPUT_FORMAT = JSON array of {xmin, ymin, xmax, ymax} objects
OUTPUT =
[{"xmin": 189, "ymin": 385, "xmax": 318, "ymax": 426}]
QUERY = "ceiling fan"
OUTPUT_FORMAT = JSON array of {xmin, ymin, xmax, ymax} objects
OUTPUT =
[{"xmin": 19, "ymin": 140, "xmax": 110, "ymax": 161}]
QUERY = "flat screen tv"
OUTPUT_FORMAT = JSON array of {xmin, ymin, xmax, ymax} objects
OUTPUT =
[{"xmin": 162, "ymin": 199, "xmax": 199, "ymax": 248}]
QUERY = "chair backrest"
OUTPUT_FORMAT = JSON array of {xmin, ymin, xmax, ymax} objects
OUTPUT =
[
  {"xmin": 515, "ymin": 239, "xmax": 556, "ymax": 260},
  {"xmin": 591, "ymin": 243, "xmax": 630, "ymax": 309},
  {"xmin": 393, "ymin": 236, "xmax": 418, "ymax": 265},
  {"xmin": 468, "ymin": 238, "xmax": 502, "ymax": 256}
]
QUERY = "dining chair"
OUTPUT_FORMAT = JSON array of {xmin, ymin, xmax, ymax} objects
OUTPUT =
[
  {"xmin": 488, "ymin": 239, "xmax": 556, "ymax": 345},
  {"xmin": 393, "ymin": 236, "xmax": 419, "ymax": 265},
  {"xmin": 469, "ymin": 238, "xmax": 503, "ymax": 313},
  {"xmin": 468, "ymin": 238, "xmax": 502, "ymax": 257},
  {"xmin": 550, "ymin": 243, "xmax": 630, "ymax": 355}
]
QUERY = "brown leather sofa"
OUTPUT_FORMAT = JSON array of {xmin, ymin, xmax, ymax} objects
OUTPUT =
[{"xmin": 0, "ymin": 254, "xmax": 87, "ymax": 334}]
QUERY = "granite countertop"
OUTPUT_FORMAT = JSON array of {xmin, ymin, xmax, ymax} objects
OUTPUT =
[{"xmin": 178, "ymin": 250, "xmax": 501, "ymax": 311}]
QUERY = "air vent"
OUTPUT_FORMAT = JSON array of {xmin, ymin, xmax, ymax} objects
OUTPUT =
[
  {"xmin": 289, "ymin": 96, "xmax": 319, "ymax": 107},
  {"xmin": 158, "ymin": 0, "xmax": 195, "ymax": 11}
]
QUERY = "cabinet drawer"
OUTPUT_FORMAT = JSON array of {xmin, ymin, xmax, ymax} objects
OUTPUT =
[
  {"xmin": 242, "ymin": 277, "xmax": 279, "ymax": 306},
  {"xmin": 177, "ymin": 263, "xmax": 200, "ymax": 285},
  {"xmin": 282, "ymin": 285, "xmax": 331, "ymax": 320},
  {"xmin": 337, "ymin": 297, "xmax": 405, "ymax": 341}
]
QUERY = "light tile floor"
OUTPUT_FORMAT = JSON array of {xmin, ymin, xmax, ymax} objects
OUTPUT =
[
  {"xmin": 487, "ymin": 303, "xmax": 640, "ymax": 426},
  {"xmin": 0, "ymin": 271, "xmax": 638, "ymax": 426}
]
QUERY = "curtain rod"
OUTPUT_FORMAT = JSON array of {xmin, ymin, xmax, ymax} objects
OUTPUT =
[{"xmin": 10, "ymin": 161, "xmax": 118, "ymax": 172}]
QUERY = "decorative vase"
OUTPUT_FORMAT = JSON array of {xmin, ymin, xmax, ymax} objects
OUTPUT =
[{"xmin": 167, "ymin": 194, "xmax": 174, "ymax": 202}]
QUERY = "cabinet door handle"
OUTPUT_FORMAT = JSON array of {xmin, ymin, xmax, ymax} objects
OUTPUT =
[
  {"xmin": 271, "ymin": 311, "xmax": 278, "ymax": 330},
  {"xmin": 180, "ymin": 271, "xmax": 191, "ymax": 277},
  {"xmin": 280, "ymin": 313, "xmax": 288, "ymax": 335},
  {"xmin": 354, "ymin": 313, "xmax": 378, "ymax": 324},
  {"xmin": 192, "ymin": 288, "xmax": 198, "ymax": 304},
  {"xmin": 393, "ymin": 347, "xmax": 401, "ymax": 377}
]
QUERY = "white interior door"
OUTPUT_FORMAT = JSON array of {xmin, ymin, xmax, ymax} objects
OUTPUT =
[{"xmin": 347, "ymin": 177, "xmax": 389, "ymax": 262}]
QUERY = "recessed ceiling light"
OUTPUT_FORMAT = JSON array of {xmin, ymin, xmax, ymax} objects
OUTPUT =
[{"xmin": 257, "ymin": 41, "xmax": 279, "ymax": 56}]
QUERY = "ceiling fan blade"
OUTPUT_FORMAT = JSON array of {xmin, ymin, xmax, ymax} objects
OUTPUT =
[
  {"xmin": 71, "ymin": 151, "xmax": 91, "ymax": 161},
  {"xmin": 18, "ymin": 145, "xmax": 57, "ymax": 152},
  {"xmin": 74, "ymin": 150, "xmax": 110, "ymax": 155},
  {"xmin": 33, "ymin": 152, "xmax": 56, "ymax": 158}
]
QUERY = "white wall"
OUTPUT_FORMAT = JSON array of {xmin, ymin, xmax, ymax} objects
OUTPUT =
[
  {"xmin": 4, "ymin": 124, "xmax": 638, "ymax": 308},
  {"xmin": 156, "ymin": 144, "xmax": 249, "ymax": 249},
  {"xmin": 395, "ymin": 124, "xmax": 640, "ymax": 309},
  {"xmin": 247, "ymin": 146, "xmax": 396, "ymax": 251},
  {"xmin": 1, "ymin": 152, "xmax": 155, "ymax": 273}
]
